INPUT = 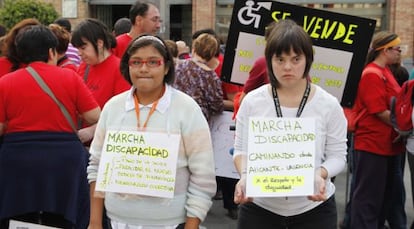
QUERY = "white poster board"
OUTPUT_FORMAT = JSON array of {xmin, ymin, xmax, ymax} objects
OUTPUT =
[
  {"xmin": 210, "ymin": 111, "xmax": 240, "ymax": 179},
  {"xmin": 96, "ymin": 130, "xmax": 180, "ymax": 198},
  {"xmin": 246, "ymin": 117, "xmax": 316, "ymax": 197},
  {"xmin": 9, "ymin": 220, "xmax": 61, "ymax": 229}
]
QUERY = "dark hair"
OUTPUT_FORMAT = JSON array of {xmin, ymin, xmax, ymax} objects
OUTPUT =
[
  {"xmin": 389, "ymin": 64, "xmax": 409, "ymax": 86},
  {"xmin": 49, "ymin": 24, "xmax": 70, "ymax": 55},
  {"xmin": 113, "ymin": 18, "xmax": 132, "ymax": 36},
  {"xmin": 1, "ymin": 18, "xmax": 41, "ymax": 71},
  {"xmin": 54, "ymin": 18, "xmax": 72, "ymax": 32},
  {"xmin": 120, "ymin": 34, "xmax": 175, "ymax": 85},
  {"xmin": 129, "ymin": 1, "xmax": 152, "ymax": 25},
  {"xmin": 15, "ymin": 25, "xmax": 58, "ymax": 64},
  {"xmin": 365, "ymin": 31, "xmax": 399, "ymax": 65},
  {"xmin": 71, "ymin": 18, "xmax": 116, "ymax": 55},
  {"xmin": 265, "ymin": 19, "xmax": 314, "ymax": 88},
  {"xmin": 192, "ymin": 28, "xmax": 216, "ymax": 40}
]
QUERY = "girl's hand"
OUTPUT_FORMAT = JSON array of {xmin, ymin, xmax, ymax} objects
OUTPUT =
[{"xmin": 234, "ymin": 175, "xmax": 253, "ymax": 204}]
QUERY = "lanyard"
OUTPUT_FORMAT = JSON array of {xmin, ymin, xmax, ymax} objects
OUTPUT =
[
  {"xmin": 271, "ymin": 82, "xmax": 311, "ymax": 118},
  {"xmin": 133, "ymin": 93, "xmax": 160, "ymax": 130}
]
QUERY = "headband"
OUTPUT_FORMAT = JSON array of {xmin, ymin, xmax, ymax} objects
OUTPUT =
[
  {"xmin": 135, "ymin": 35, "xmax": 165, "ymax": 47},
  {"xmin": 374, "ymin": 37, "xmax": 401, "ymax": 51}
]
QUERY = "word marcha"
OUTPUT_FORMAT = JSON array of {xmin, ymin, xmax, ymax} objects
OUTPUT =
[
  {"xmin": 251, "ymin": 119, "xmax": 305, "ymax": 133},
  {"xmin": 107, "ymin": 132, "xmax": 146, "ymax": 144}
]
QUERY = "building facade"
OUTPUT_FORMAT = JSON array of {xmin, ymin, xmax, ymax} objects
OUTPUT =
[{"xmin": 32, "ymin": 0, "xmax": 414, "ymax": 68}]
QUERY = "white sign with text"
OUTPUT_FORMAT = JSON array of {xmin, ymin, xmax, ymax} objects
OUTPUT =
[
  {"xmin": 246, "ymin": 117, "xmax": 316, "ymax": 197},
  {"xmin": 96, "ymin": 130, "xmax": 180, "ymax": 198}
]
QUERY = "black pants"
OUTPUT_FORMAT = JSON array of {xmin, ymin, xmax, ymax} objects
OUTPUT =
[
  {"xmin": 216, "ymin": 176, "xmax": 239, "ymax": 210},
  {"xmin": 237, "ymin": 196, "xmax": 337, "ymax": 229},
  {"xmin": 350, "ymin": 150, "xmax": 396, "ymax": 229}
]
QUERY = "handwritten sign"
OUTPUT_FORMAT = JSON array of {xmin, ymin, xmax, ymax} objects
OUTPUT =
[
  {"xmin": 96, "ymin": 130, "xmax": 180, "ymax": 198},
  {"xmin": 222, "ymin": 0, "xmax": 376, "ymax": 107},
  {"xmin": 246, "ymin": 117, "xmax": 315, "ymax": 197}
]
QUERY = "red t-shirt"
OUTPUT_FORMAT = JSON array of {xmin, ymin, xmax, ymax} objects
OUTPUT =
[
  {"xmin": 243, "ymin": 56, "xmax": 269, "ymax": 94},
  {"xmin": 215, "ymin": 54, "xmax": 243, "ymax": 99},
  {"xmin": 0, "ymin": 62, "xmax": 99, "ymax": 133},
  {"xmin": 77, "ymin": 54, "xmax": 130, "ymax": 109},
  {"xmin": 58, "ymin": 57, "xmax": 78, "ymax": 72},
  {"xmin": 113, "ymin": 33, "xmax": 132, "ymax": 58},
  {"xmin": 354, "ymin": 63, "xmax": 404, "ymax": 155},
  {"xmin": 0, "ymin": 57, "xmax": 14, "ymax": 78}
]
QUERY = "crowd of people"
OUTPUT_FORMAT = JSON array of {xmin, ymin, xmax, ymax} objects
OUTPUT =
[{"xmin": 0, "ymin": 0, "xmax": 413, "ymax": 229}]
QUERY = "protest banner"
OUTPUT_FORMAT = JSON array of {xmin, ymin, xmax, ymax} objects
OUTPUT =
[
  {"xmin": 246, "ymin": 117, "xmax": 316, "ymax": 197},
  {"xmin": 95, "ymin": 130, "xmax": 180, "ymax": 198},
  {"xmin": 222, "ymin": 0, "xmax": 376, "ymax": 107}
]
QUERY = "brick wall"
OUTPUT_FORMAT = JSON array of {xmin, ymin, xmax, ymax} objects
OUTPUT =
[
  {"xmin": 391, "ymin": 0, "xmax": 414, "ymax": 68},
  {"xmin": 192, "ymin": 0, "xmax": 216, "ymax": 33}
]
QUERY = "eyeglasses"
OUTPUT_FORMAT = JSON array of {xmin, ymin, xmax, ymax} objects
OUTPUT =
[
  {"xmin": 128, "ymin": 59, "xmax": 164, "ymax": 68},
  {"xmin": 149, "ymin": 16, "xmax": 163, "ymax": 24},
  {"xmin": 389, "ymin": 46, "xmax": 402, "ymax": 53}
]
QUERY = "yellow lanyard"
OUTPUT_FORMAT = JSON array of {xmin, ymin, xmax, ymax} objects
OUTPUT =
[{"xmin": 133, "ymin": 93, "xmax": 160, "ymax": 130}]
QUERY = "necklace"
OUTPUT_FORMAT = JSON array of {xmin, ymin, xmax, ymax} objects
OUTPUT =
[
  {"xmin": 271, "ymin": 82, "xmax": 311, "ymax": 118},
  {"xmin": 133, "ymin": 87, "xmax": 165, "ymax": 130}
]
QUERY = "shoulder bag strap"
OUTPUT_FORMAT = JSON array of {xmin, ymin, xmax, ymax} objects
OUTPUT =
[{"xmin": 26, "ymin": 66, "xmax": 77, "ymax": 133}]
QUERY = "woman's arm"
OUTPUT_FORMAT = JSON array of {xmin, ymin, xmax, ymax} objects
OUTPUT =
[
  {"xmin": 88, "ymin": 182, "xmax": 104, "ymax": 229},
  {"xmin": 0, "ymin": 123, "xmax": 4, "ymax": 136}
]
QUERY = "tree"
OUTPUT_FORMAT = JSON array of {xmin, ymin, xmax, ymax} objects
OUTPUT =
[{"xmin": 0, "ymin": 0, "xmax": 59, "ymax": 30}]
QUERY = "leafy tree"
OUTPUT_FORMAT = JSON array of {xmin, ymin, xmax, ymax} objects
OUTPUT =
[{"xmin": 0, "ymin": 0, "xmax": 59, "ymax": 30}]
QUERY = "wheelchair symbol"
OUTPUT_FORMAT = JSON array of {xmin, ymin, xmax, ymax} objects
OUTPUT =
[{"xmin": 238, "ymin": 0, "xmax": 272, "ymax": 28}]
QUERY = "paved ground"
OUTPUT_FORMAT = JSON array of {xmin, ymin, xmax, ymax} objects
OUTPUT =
[{"xmin": 201, "ymin": 159, "xmax": 414, "ymax": 229}]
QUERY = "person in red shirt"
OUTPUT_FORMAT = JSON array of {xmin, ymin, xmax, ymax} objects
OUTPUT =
[
  {"xmin": 71, "ymin": 18, "xmax": 130, "ymax": 229},
  {"xmin": 351, "ymin": 31, "xmax": 405, "ymax": 228},
  {"xmin": 0, "ymin": 24, "xmax": 100, "ymax": 229},
  {"xmin": 71, "ymin": 18, "xmax": 131, "ymax": 144},
  {"xmin": 113, "ymin": 1, "xmax": 161, "ymax": 58},
  {"xmin": 0, "ymin": 18, "xmax": 40, "ymax": 77}
]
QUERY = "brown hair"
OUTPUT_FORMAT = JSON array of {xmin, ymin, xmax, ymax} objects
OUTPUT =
[
  {"xmin": 192, "ymin": 33, "xmax": 218, "ymax": 61},
  {"xmin": 365, "ymin": 31, "xmax": 399, "ymax": 65},
  {"xmin": 1, "ymin": 18, "xmax": 41, "ymax": 71},
  {"xmin": 164, "ymin": 39, "xmax": 178, "ymax": 58},
  {"xmin": 49, "ymin": 24, "xmax": 70, "ymax": 55}
]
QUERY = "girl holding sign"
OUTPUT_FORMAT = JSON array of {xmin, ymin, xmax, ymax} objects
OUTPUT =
[
  {"xmin": 233, "ymin": 19, "xmax": 347, "ymax": 228},
  {"xmin": 87, "ymin": 34, "xmax": 216, "ymax": 229}
]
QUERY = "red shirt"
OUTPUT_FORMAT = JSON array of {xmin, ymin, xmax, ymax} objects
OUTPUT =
[
  {"xmin": 0, "ymin": 57, "xmax": 14, "ymax": 78},
  {"xmin": 215, "ymin": 54, "xmax": 242, "ymax": 99},
  {"xmin": 77, "ymin": 54, "xmax": 130, "ymax": 109},
  {"xmin": 243, "ymin": 56, "xmax": 269, "ymax": 94},
  {"xmin": 0, "ymin": 62, "xmax": 99, "ymax": 133},
  {"xmin": 113, "ymin": 33, "xmax": 132, "ymax": 58},
  {"xmin": 58, "ymin": 57, "xmax": 78, "ymax": 72},
  {"xmin": 354, "ymin": 63, "xmax": 404, "ymax": 155}
]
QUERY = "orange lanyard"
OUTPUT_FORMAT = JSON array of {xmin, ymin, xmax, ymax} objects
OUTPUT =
[{"xmin": 133, "ymin": 93, "xmax": 160, "ymax": 130}]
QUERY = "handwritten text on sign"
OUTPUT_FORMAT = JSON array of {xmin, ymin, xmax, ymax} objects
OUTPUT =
[
  {"xmin": 247, "ymin": 117, "xmax": 316, "ymax": 197},
  {"xmin": 96, "ymin": 130, "xmax": 180, "ymax": 198}
]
